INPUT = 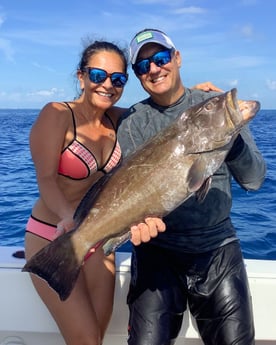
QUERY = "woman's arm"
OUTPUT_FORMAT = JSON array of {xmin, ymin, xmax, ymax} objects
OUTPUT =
[{"xmin": 30, "ymin": 102, "xmax": 75, "ymax": 229}]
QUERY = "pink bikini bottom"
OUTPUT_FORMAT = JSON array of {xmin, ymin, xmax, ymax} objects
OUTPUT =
[
  {"xmin": 26, "ymin": 215, "xmax": 101, "ymax": 260},
  {"xmin": 26, "ymin": 215, "xmax": 57, "ymax": 241}
]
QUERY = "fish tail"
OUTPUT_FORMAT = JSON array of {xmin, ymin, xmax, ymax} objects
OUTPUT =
[{"xmin": 22, "ymin": 231, "xmax": 82, "ymax": 301}]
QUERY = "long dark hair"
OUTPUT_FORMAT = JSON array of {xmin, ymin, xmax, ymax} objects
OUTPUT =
[{"xmin": 78, "ymin": 40, "xmax": 128, "ymax": 74}]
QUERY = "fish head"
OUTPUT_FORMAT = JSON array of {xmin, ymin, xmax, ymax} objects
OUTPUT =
[{"xmin": 181, "ymin": 88, "xmax": 260, "ymax": 153}]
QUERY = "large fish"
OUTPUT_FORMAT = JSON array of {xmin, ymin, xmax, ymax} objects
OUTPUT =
[{"xmin": 23, "ymin": 89, "xmax": 260, "ymax": 300}]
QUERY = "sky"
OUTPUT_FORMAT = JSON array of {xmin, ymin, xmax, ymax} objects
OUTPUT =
[{"xmin": 0, "ymin": 0, "xmax": 275, "ymax": 109}]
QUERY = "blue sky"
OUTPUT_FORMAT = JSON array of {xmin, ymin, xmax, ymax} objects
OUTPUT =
[{"xmin": 0, "ymin": 0, "xmax": 275, "ymax": 109}]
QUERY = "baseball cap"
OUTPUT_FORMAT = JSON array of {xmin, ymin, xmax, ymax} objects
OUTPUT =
[{"xmin": 130, "ymin": 29, "xmax": 176, "ymax": 64}]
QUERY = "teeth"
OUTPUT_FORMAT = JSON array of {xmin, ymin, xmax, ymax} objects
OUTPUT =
[
  {"xmin": 98, "ymin": 91, "xmax": 112, "ymax": 97},
  {"xmin": 152, "ymin": 76, "xmax": 165, "ymax": 83}
]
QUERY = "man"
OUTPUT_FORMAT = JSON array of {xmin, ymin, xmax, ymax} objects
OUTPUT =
[{"xmin": 117, "ymin": 28, "xmax": 266, "ymax": 345}]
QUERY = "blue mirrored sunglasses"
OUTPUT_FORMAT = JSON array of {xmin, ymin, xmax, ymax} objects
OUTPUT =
[
  {"xmin": 83, "ymin": 67, "xmax": 128, "ymax": 88},
  {"xmin": 132, "ymin": 49, "xmax": 174, "ymax": 76}
]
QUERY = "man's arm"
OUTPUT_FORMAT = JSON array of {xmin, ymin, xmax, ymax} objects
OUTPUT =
[{"xmin": 226, "ymin": 125, "xmax": 266, "ymax": 191}]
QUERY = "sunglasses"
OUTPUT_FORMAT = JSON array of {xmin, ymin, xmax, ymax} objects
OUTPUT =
[
  {"xmin": 83, "ymin": 67, "xmax": 128, "ymax": 88},
  {"xmin": 132, "ymin": 49, "xmax": 174, "ymax": 76}
]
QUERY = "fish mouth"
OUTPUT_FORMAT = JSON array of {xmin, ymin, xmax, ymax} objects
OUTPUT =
[
  {"xmin": 237, "ymin": 98, "xmax": 260, "ymax": 121},
  {"xmin": 226, "ymin": 88, "xmax": 260, "ymax": 129}
]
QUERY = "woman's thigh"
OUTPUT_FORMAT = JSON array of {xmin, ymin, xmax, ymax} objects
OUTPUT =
[
  {"xmin": 25, "ymin": 233, "xmax": 114, "ymax": 345},
  {"xmin": 83, "ymin": 249, "xmax": 116, "ymax": 336}
]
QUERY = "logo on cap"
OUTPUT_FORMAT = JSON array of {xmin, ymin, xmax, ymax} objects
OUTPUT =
[{"xmin": 136, "ymin": 32, "xmax": 154, "ymax": 43}]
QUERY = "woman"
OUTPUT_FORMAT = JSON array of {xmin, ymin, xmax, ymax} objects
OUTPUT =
[{"xmin": 24, "ymin": 40, "xmax": 165, "ymax": 345}]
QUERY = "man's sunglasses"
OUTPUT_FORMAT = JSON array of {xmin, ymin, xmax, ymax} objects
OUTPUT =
[
  {"xmin": 132, "ymin": 49, "xmax": 174, "ymax": 76},
  {"xmin": 82, "ymin": 67, "xmax": 128, "ymax": 88}
]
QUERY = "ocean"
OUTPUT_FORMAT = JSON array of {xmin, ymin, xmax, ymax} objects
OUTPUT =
[{"xmin": 0, "ymin": 108, "xmax": 275, "ymax": 260}]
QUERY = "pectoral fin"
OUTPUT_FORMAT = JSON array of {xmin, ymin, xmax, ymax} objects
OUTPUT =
[
  {"xmin": 195, "ymin": 177, "xmax": 212, "ymax": 203},
  {"xmin": 187, "ymin": 156, "xmax": 211, "ymax": 202},
  {"xmin": 187, "ymin": 156, "xmax": 208, "ymax": 192}
]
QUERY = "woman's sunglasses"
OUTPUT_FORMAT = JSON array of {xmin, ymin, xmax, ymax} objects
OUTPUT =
[
  {"xmin": 132, "ymin": 49, "xmax": 174, "ymax": 76},
  {"xmin": 83, "ymin": 67, "xmax": 128, "ymax": 88}
]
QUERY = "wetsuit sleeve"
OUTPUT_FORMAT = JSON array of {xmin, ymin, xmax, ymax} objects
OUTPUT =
[
  {"xmin": 225, "ymin": 134, "xmax": 245, "ymax": 161},
  {"xmin": 226, "ymin": 125, "xmax": 266, "ymax": 191}
]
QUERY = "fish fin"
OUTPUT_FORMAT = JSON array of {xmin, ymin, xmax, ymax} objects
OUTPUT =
[
  {"xmin": 187, "ymin": 156, "xmax": 207, "ymax": 193},
  {"xmin": 195, "ymin": 177, "xmax": 212, "ymax": 203},
  {"xmin": 74, "ymin": 173, "xmax": 111, "ymax": 225},
  {"xmin": 102, "ymin": 231, "xmax": 131, "ymax": 256},
  {"xmin": 22, "ymin": 231, "xmax": 81, "ymax": 301}
]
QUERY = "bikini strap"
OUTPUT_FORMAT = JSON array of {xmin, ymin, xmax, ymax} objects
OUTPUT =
[
  {"xmin": 64, "ymin": 102, "xmax": 77, "ymax": 138},
  {"xmin": 105, "ymin": 112, "xmax": 117, "ymax": 131}
]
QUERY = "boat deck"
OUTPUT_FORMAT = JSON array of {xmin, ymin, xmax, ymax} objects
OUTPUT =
[{"xmin": 1, "ymin": 246, "xmax": 276, "ymax": 345}]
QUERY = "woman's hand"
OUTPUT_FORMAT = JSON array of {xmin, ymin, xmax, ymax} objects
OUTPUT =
[
  {"xmin": 192, "ymin": 81, "xmax": 223, "ymax": 92},
  {"xmin": 54, "ymin": 216, "xmax": 76, "ymax": 239},
  {"xmin": 130, "ymin": 217, "xmax": 166, "ymax": 246}
]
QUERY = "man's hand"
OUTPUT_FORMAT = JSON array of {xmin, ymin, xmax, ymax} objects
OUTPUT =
[{"xmin": 130, "ymin": 217, "xmax": 166, "ymax": 246}]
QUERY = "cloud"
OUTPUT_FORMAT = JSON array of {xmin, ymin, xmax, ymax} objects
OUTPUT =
[
  {"xmin": 27, "ymin": 87, "xmax": 65, "ymax": 98},
  {"xmin": 0, "ymin": 87, "xmax": 70, "ymax": 108},
  {"xmin": 250, "ymin": 92, "xmax": 259, "ymax": 99},
  {"xmin": 222, "ymin": 55, "xmax": 264, "ymax": 68},
  {"xmin": 0, "ymin": 38, "xmax": 14, "ymax": 61},
  {"xmin": 133, "ymin": 0, "xmax": 180, "ymax": 4},
  {"xmin": 229, "ymin": 80, "xmax": 239, "ymax": 87},
  {"xmin": 171, "ymin": 6, "xmax": 206, "ymax": 15},
  {"xmin": 0, "ymin": 90, "xmax": 24, "ymax": 103},
  {"xmin": 0, "ymin": 88, "xmax": 64, "ymax": 102},
  {"xmin": 0, "ymin": 13, "xmax": 5, "ymax": 26},
  {"xmin": 239, "ymin": 0, "xmax": 258, "ymax": 6},
  {"xmin": 240, "ymin": 24, "xmax": 254, "ymax": 38},
  {"xmin": 0, "ymin": 12, "xmax": 15, "ymax": 61},
  {"xmin": 266, "ymin": 79, "xmax": 276, "ymax": 91},
  {"xmin": 102, "ymin": 11, "xmax": 113, "ymax": 17},
  {"xmin": 32, "ymin": 62, "xmax": 56, "ymax": 73}
]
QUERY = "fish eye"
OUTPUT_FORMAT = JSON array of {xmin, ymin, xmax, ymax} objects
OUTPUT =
[{"xmin": 204, "ymin": 102, "xmax": 214, "ymax": 111}]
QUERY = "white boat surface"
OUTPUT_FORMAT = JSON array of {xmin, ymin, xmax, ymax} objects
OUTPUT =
[{"xmin": 1, "ymin": 246, "xmax": 276, "ymax": 345}]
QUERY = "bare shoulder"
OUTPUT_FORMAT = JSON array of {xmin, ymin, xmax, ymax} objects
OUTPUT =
[
  {"xmin": 30, "ymin": 102, "xmax": 73, "ymax": 142},
  {"xmin": 35, "ymin": 102, "xmax": 70, "ymax": 125},
  {"xmin": 40, "ymin": 101, "xmax": 69, "ymax": 116},
  {"xmin": 107, "ymin": 106, "xmax": 128, "ymax": 124}
]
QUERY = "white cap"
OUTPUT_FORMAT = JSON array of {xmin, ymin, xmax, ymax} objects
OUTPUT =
[{"xmin": 130, "ymin": 29, "xmax": 176, "ymax": 64}]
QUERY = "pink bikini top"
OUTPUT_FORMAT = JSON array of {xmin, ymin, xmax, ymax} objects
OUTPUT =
[{"xmin": 58, "ymin": 102, "xmax": 122, "ymax": 180}]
